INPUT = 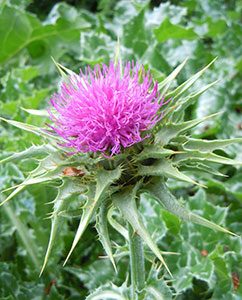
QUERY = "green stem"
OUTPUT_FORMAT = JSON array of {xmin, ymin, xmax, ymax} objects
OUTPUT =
[{"xmin": 128, "ymin": 223, "xmax": 145, "ymax": 300}]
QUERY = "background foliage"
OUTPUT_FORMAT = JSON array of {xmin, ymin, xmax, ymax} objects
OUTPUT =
[{"xmin": 0, "ymin": 0, "xmax": 241, "ymax": 299}]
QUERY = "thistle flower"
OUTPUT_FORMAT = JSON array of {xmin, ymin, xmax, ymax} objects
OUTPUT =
[
  {"xmin": 1, "ymin": 57, "xmax": 240, "ymax": 284},
  {"xmin": 49, "ymin": 62, "xmax": 163, "ymax": 155}
]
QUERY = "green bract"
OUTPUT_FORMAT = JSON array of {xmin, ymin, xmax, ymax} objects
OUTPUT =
[{"xmin": 0, "ymin": 58, "xmax": 241, "ymax": 299}]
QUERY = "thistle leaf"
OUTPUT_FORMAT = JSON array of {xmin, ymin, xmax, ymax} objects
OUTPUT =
[
  {"xmin": 136, "ymin": 145, "xmax": 177, "ymax": 162},
  {"xmin": 0, "ymin": 184, "xmax": 26, "ymax": 207},
  {"xmin": 86, "ymin": 282, "xmax": 129, "ymax": 300},
  {"xmin": 0, "ymin": 144, "xmax": 56, "ymax": 164},
  {"xmin": 148, "ymin": 180, "xmax": 237, "ymax": 236},
  {"xmin": 138, "ymin": 159, "xmax": 203, "ymax": 187},
  {"xmin": 180, "ymin": 162, "xmax": 227, "ymax": 177},
  {"xmin": 0, "ymin": 116, "xmax": 43, "ymax": 135},
  {"xmin": 0, "ymin": 116, "xmax": 59, "ymax": 141},
  {"xmin": 145, "ymin": 286, "xmax": 172, "ymax": 300},
  {"xmin": 183, "ymin": 138, "xmax": 242, "ymax": 152},
  {"xmin": 112, "ymin": 185, "xmax": 172, "ymax": 276},
  {"xmin": 0, "ymin": 153, "xmax": 64, "ymax": 206},
  {"xmin": 21, "ymin": 107, "xmax": 49, "ymax": 117},
  {"xmin": 51, "ymin": 56, "xmax": 76, "ymax": 77},
  {"xmin": 174, "ymin": 150, "xmax": 242, "ymax": 166},
  {"xmin": 87, "ymin": 290, "xmax": 126, "ymax": 300},
  {"xmin": 96, "ymin": 201, "xmax": 117, "ymax": 272},
  {"xmin": 40, "ymin": 179, "xmax": 83, "ymax": 276},
  {"xmin": 155, "ymin": 112, "xmax": 221, "ymax": 146},
  {"xmin": 158, "ymin": 57, "xmax": 188, "ymax": 97},
  {"xmin": 63, "ymin": 166, "xmax": 122, "ymax": 266},
  {"xmin": 114, "ymin": 37, "xmax": 121, "ymax": 67},
  {"xmin": 0, "ymin": 174, "xmax": 61, "ymax": 207},
  {"xmin": 167, "ymin": 57, "xmax": 217, "ymax": 98},
  {"xmin": 107, "ymin": 206, "xmax": 129, "ymax": 240},
  {"xmin": 171, "ymin": 80, "xmax": 219, "ymax": 121}
]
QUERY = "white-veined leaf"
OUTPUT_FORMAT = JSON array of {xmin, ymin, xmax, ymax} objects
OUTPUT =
[
  {"xmin": 96, "ymin": 200, "xmax": 117, "ymax": 272},
  {"xmin": 138, "ymin": 159, "xmax": 204, "ymax": 187},
  {"xmin": 158, "ymin": 57, "xmax": 188, "ymax": 98},
  {"xmin": 0, "ymin": 116, "xmax": 60, "ymax": 141},
  {"xmin": 171, "ymin": 80, "xmax": 219, "ymax": 121},
  {"xmin": 40, "ymin": 179, "xmax": 84, "ymax": 275},
  {"xmin": 136, "ymin": 145, "xmax": 178, "ymax": 162},
  {"xmin": 86, "ymin": 282, "xmax": 129, "ymax": 300},
  {"xmin": 155, "ymin": 112, "xmax": 221, "ymax": 146},
  {"xmin": 51, "ymin": 56, "xmax": 76, "ymax": 77},
  {"xmin": 0, "ymin": 144, "xmax": 56, "ymax": 164},
  {"xmin": 167, "ymin": 57, "xmax": 217, "ymax": 99},
  {"xmin": 107, "ymin": 206, "xmax": 129, "ymax": 240},
  {"xmin": 148, "ymin": 180, "xmax": 238, "ymax": 236},
  {"xmin": 112, "ymin": 185, "xmax": 172, "ymax": 276},
  {"xmin": 174, "ymin": 150, "xmax": 242, "ymax": 166},
  {"xmin": 0, "ymin": 153, "xmax": 64, "ymax": 206},
  {"xmin": 183, "ymin": 138, "xmax": 242, "ymax": 152},
  {"xmin": 63, "ymin": 166, "xmax": 122, "ymax": 265},
  {"xmin": 21, "ymin": 108, "xmax": 49, "ymax": 117}
]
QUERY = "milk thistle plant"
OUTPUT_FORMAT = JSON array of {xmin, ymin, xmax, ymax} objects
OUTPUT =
[{"xmin": 0, "ymin": 55, "xmax": 241, "ymax": 299}]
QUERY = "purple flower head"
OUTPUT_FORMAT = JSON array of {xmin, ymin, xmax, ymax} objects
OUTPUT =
[{"xmin": 49, "ymin": 61, "xmax": 164, "ymax": 156}]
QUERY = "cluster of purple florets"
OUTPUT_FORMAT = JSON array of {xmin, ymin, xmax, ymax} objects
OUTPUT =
[{"xmin": 49, "ymin": 62, "xmax": 163, "ymax": 156}]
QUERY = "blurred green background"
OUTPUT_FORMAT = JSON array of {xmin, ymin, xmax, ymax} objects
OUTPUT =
[{"xmin": 0, "ymin": 0, "xmax": 241, "ymax": 299}]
